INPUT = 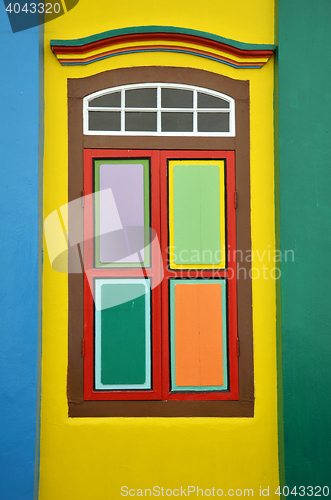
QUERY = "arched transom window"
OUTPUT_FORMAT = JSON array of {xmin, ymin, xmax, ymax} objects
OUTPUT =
[{"xmin": 83, "ymin": 83, "xmax": 235, "ymax": 136}]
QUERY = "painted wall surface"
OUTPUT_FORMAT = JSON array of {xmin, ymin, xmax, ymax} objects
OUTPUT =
[
  {"xmin": 0, "ymin": 10, "xmax": 40, "ymax": 500},
  {"xmin": 277, "ymin": 0, "xmax": 331, "ymax": 490},
  {"xmin": 40, "ymin": 1, "xmax": 278, "ymax": 499}
]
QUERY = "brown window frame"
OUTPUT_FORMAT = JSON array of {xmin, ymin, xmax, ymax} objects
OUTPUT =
[{"xmin": 67, "ymin": 66, "xmax": 254, "ymax": 417}]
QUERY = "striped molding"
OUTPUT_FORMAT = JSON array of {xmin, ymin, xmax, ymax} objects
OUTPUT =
[{"xmin": 50, "ymin": 26, "xmax": 275, "ymax": 69}]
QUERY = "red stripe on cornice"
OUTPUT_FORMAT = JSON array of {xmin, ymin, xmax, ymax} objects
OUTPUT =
[
  {"xmin": 51, "ymin": 32, "xmax": 274, "ymax": 59},
  {"xmin": 57, "ymin": 43, "xmax": 264, "ymax": 66}
]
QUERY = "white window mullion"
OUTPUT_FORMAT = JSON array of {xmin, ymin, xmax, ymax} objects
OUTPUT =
[
  {"xmin": 88, "ymin": 107, "xmax": 121, "ymax": 111},
  {"xmin": 193, "ymin": 90, "xmax": 198, "ymax": 133},
  {"xmin": 157, "ymin": 86, "xmax": 162, "ymax": 133},
  {"xmin": 121, "ymin": 89, "xmax": 125, "ymax": 132}
]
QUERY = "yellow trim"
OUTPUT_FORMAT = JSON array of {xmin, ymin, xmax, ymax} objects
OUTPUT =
[{"xmin": 168, "ymin": 160, "xmax": 226, "ymax": 270}]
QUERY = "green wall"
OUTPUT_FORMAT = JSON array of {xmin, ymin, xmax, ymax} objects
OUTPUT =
[{"xmin": 277, "ymin": 0, "xmax": 331, "ymax": 491}]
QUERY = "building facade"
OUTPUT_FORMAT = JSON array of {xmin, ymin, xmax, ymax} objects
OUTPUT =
[{"xmin": 1, "ymin": 1, "xmax": 330, "ymax": 498}]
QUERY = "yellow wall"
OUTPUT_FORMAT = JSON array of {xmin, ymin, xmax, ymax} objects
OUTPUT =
[{"xmin": 41, "ymin": 1, "xmax": 277, "ymax": 498}]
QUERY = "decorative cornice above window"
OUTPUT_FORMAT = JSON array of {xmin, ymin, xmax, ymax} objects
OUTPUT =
[{"xmin": 50, "ymin": 25, "xmax": 275, "ymax": 69}]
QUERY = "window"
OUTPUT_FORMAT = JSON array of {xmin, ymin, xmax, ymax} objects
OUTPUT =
[
  {"xmin": 84, "ymin": 84, "xmax": 235, "ymax": 136},
  {"xmin": 83, "ymin": 149, "xmax": 238, "ymax": 403},
  {"xmin": 67, "ymin": 66, "xmax": 253, "ymax": 417}
]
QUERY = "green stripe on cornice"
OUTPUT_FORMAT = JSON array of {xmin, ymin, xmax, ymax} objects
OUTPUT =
[{"xmin": 50, "ymin": 25, "xmax": 275, "ymax": 52}]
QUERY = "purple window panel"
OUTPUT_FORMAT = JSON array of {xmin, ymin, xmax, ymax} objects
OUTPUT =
[{"xmin": 99, "ymin": 163, "xmax": 145, "ymax": 264}]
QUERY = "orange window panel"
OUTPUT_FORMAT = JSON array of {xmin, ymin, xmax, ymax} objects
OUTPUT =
[{"xmin": 172, "ymin": 282, "xmax": 226, "ymax": 389}]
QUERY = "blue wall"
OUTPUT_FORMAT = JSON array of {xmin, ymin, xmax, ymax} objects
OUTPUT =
[{"xmin": 0, "ymin": 9, "xmax": 41, "ymax": 500}]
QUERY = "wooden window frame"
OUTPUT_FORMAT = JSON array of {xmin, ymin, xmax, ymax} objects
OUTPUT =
[
  {"xmin": 83, "ymin": 148, "xmax": 238, "ymax": 402},
  {"xmin": 160, "ymin": 150, "xmax": 238, "ymax": 401},
  {"xmin": 83, "ymin": 149, "xmax": 162, "ymax": 401},
  {"xmin": 67, "ymin": 66, "xmax": 254, "ymax": 417}
]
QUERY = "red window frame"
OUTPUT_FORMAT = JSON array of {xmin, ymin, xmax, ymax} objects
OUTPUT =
[
  {"xmin": 83, "ymin": 149, "xmax": 162, "ymax": 400},
  {"xmin": 160, "ymin": 151, "xmax": 238, "ymax": 401},
  {"xmin": 83, "ymin": 149, "xmax": 238, "ymax": 401}
]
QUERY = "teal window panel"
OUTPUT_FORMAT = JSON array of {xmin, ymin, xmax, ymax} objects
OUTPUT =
[{"xmin": 94, "ymin": 278, "xmax": 151, "ymax": 390}]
